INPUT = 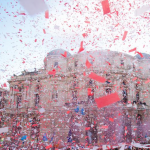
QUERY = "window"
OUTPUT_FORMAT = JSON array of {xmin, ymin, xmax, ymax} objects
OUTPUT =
[
  {"xmin": 0, "ymin": 98, "xmax": 4, "ymax": 109},
  {"xmin": 0, "ymin": 92, "xmax": 2, "ymax": 97},
  {"xmin": 35, "ymin": 94, "xmax": 40, "ymax": 107},
  {"xmin": 121, "ymin": 60, "xmax": 124, "ymax": 66},
  {"xmin": 106, "ymin": 73, "xmax": 110, "ymax": 77},
  {"xmin": 35, "ymin": 85, "xmax": 40, "ymax": 92},
  {"xmin": 88, "ymin": 89, "xmax": 94, "ymax": 102},
  {"xmin": 52, "ymin": 89, "xmax": 58, "ymax": 101},
  {"xmin": 73, "ymin": 80, "xmax": 78, "ymax": 88},
  {"xmin": 106, "ymin": 88, "xmax": 111, "ymax": 94},
  {"xmin": 89, "ymin": 79, "xmax": 93, "ymax": 86},
  {"xmin": 68, "ymin": 66, "xmax": 72, "ymax": 71},
  {"xmin": 123, "ymin": 80, "xmax": 127, "ymax": 85},
  {"xmin": 106, "ymin": 79, "xmax": 111, "ymax": 84},
  {"xmin": 122, "ymin": 89, "xmax": 128, "ymax": 103},
  {"xmin": 74, "ymin": 60, "xmax": 78, "ymax": 67},
  {"xmin": 136, "ymin": 91, "xmax": 140, "ymax": 102},
  {"xmin": 136, "ymin": 114, "xmax": 143, "ymax": 140},
  {"xmin": 54, "ymin": 62, "xmax": 58, "ymax": 68},
  {"xmin": 17, "ymin": 95, "xmax": 22, "ymax": 108},
  {"xmin": 88, "ymin": 58, "xmax": 94, "ymax": 64},
  {"xmin": 133, "ymin": 63, "xmax": 135, "ymax": 70},
  {"xmin": 18, "ymin": 87, "xmax": 22, "ymax": 92},
  {"xmin": 72, "ymin": 91, "xmax": 77, "ymax": 101}
]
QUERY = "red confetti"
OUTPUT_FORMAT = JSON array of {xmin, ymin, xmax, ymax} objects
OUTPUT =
[
  {"xmin": 86, "ymin": 59, "xmax": 92, "ymax": 68},
  {"xmin": 22, "ymin": 60, "xmax": 25, "ymax": 64},
  {"xmin": 45, "ymin": 10, "xmax": 49, "ymax": 19},
  {"xmin": 82, "ymin": 33, "xmax": 88, "ymax": 38},
  {"xmin": 43, "ymin": 29, "xmax": 46, "ymax": 34},
  {"xmin": 19, "ymin": 13, "xmax": 26, "ymax": 15},
  {"xmin": 17, "ymin": 122, "xmax": 20, "ymax": 127},
  {"xmin": 101, "ymin": 0, "xmax": 110, "ymax": 15},
  {"xmin": 45, "ymin": 144, "xmax": 52, "ymax": 149},
  {"xmin": 101, "ymin": 125, "xmax": 108, "ymax": 129},
  {"xmin": 78, "ymin": 41, "xmax": 84, "ymax": 53},
  {"xmin": 122, "ymin": 31, "xmax": 128, "ymax": 41},
  {"xmin": 42, "ymin": 39, "xmax": 44, "ymax": 45},
  {"xmin": 136, "ymin": 51, "xmax": 143, "ymax": 58},
  {"xmin": 35, "ymin": 39, "xmax": 37, "ymax": 42},
  {"xmin": 132, "ymin": 77, "xmax": 137, "ymax": 81},
  {"xmin": 145, "ymin": 79, "xmax": 150, "ymax": 84},
  {"xmin": 88, "ymin": 72, "xmax": 106, "ymax": 83},
  {"xmin": 48, "ymin": 69, "xmax": 56, "ymax": 76},
  {"xmin": 85, "ymin": 127, "xmax": 90, "ymax": 130},
  {"xmin": 109, "ymin": 118, "xmax": 114, "ymax": 122},
  {"xmin": 84, "ymin": 20, "xmax": 90, "ymax": 24},
  {"xmin": 88, "ymin": 88, "xmax": 94, "ymax": 96},
  {"xmin": 61, "ymin": 51, "xmax": 67, "ymax": 57},
  {"xmin": 95, "ymin": 92, "xmax": 120, "ymax": 108},
  {"xmin": 129, "ymin": 48, "xmax": 136, "ymax": 53},
  {"xmin": 3, "ymin": 83, "xmax": 7, "ymax": 87},
  {"xmin": 66, "ymin": 110, "xmax": 70, "ymax": 114},
  {"xmin": 106, "ymin": 61, "xmax": 111, "ymax": 65}
]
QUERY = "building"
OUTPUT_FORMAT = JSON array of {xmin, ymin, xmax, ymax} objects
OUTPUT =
[
  {"xmin": 0, "ymin": 88, "xmax": 9, "ymax": 142},
  {"xmin": 4, "ymin": 49, "xmax": 150, "ymax": 148}
]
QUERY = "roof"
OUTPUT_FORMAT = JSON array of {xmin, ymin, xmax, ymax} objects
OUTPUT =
[
  {"xmin": 135, "ymin": 53, "xmax": 150, "ymax": 59},
  {"xmin": 47, "ymin": 49, "xmax": 71, "ymax": 57}
]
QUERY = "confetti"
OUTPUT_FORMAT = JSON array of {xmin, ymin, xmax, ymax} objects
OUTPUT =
[
  {"xmin": 95, "ymin": 92, "xmax": 120, "ymax": 108},
  {"xmin": 48, "ymin": 69, "xmax": 56, "ymax": 76},
  {"xmin": 43, "ymin": 29, "xmax": 46, "ymax": 34},
  {"xmin": 122, "ymin": 31, "xmax": 128, "ymax": 41},
  {"xmin": 78, "ymin": 41, "xmax": 84, "ymax": 53},
  {"xmin": 88, "ymin": 72, "xmax": 106, "ymax": 83},
  {"xmin": 129, "ymin": 48, "xmax": 136, "ymax": 53},
  {"xmin": 18, "ymin": 0, "xmax": 48, "ymax": 15},
  {"xmin": 3, "ymin": 83, "xmax": 7, "ymax": 87},
  {"xmin": 135, "ymin": 5, "xmax": 150, "ymax": 16},
  {"xmin": 136, "ymin": 51, "xmax": 143, "ymax": 58},
  {"xmin": 86, "ymin": 59, "xmax": 92, "ymax": 68},
  {"xmin": 101, "ymin": 0, "xmax": 110, "ymax": 15},
  {"xmin": 61, "ymin": 51, "xmax": 67, "ymax": 57},
  {"xmin": 45, "ymin": 10, "xmax": 49, "ymax": 19}
]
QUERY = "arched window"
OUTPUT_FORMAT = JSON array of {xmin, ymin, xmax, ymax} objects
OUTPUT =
[
  {"xmin": 106, "ymin": 79, "xmax": 111, "ymax": 84},
  {"xmin": 120, "ymin": 60, "xmax": 124, "ymax": 66},
  {"xmin": 89, "ymin": 79, "xmax": 93, "ymax": 86},
  {"xmin": 72, "ymin": 91, "xmax": 77, "ymax": 101},
  {"xmin": 52, "ymin": 88, "xmax": 58, "ymax": 102},
  {"xmin": 136, "ymin": 114, "xmax": 143, "ymax": 142},
  {"xmin": 35, "ymin": 94, "xmax": 40, "ymax": 107},
  {"xmin": 88, "ymin": 88, "xmax": 94, "ymax": 103},
  {"xmin": 106, "ymin": 88, "xmax": 111, "ymax": 95},
  {"xmin": 74, "ymin": 60, "xmax": 78, "ymax": 67},
  {"xmin": 122, "ymin": 89, "xmax": 128, "ymax": 103},
  {"xmin": 122, "ymin": 80, "xmax": 127, "ymax": 85},
  {"xmin": 54, "ymin": 61, "xmax": 58, "ymax": 68},
  {"xmin": 17, "ymin": 95, "xmax": 22, "ymax": 108},
  {"xmin": 136, "ymin": 90, "xmax": 140, "ymax": 102}
]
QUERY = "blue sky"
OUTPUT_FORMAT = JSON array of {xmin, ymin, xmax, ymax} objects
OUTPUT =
[{"xmin": 0, "ymin": 0, "xmax": 150, "ymax": 88}]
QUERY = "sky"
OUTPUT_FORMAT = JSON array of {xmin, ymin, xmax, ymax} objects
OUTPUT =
[{"xmin": 0, "ymin": 0, "xmax": 150, "ymax": 89}]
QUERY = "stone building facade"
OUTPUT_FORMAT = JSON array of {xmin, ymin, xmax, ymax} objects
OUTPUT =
[{"xmin": 4, "ymin": 49, "xmax": 150, "ymax": 147}]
